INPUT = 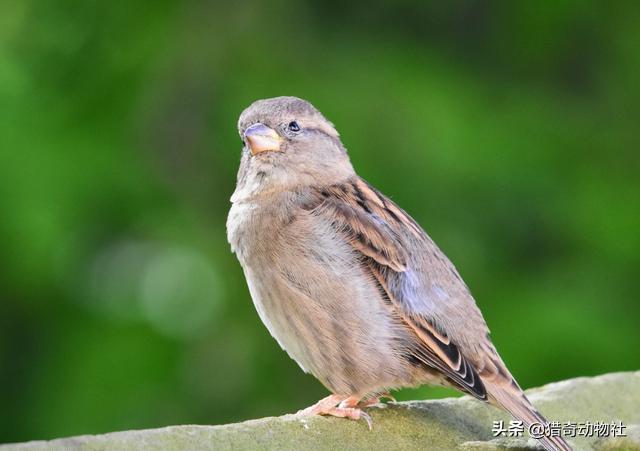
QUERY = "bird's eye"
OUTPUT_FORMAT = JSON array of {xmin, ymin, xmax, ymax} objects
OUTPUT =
[{"xmin": 288, "ymin": 121, "xmax": 300, "ymax": 133}]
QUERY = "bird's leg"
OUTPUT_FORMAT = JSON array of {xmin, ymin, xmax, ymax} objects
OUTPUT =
[
  {"xmin": 296, "ymin": 394, "xmax": 373, "ymax": 429},
  {"xmin": 358, "ymin": 391, "xmax": 396, "ymax": 407}
]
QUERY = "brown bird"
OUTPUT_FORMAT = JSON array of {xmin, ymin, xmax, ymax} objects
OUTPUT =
[{"xmin": 227, "ymin": 96, "xmax": 571, "ymax": 451}]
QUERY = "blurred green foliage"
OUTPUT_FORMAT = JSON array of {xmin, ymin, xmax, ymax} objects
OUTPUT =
[{"xmin": 1, "ymin": 0, "xmax": 639, "ymax": 444}]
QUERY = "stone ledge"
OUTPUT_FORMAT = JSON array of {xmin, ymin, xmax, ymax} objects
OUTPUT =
[{"xmin": 3, "ymin": 372, "xmax": 639, "ymax": 450}]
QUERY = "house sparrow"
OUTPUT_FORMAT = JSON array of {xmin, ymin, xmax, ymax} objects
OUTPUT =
[{"xmin": 227, "ymin": 96, "xmax": 571, "ymax": 451}]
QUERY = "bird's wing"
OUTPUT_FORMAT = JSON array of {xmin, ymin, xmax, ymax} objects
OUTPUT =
[
  {"xmin": 302, "ymin": 176, "xmax": 494, "ymax": 400},
  {"xmin": 302, "ymin": 177, "xmax": 573, "ymax": 451}
]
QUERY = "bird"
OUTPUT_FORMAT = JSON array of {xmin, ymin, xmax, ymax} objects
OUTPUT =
[{"xmin": 226, "ymin": 96, "xmax": 571, "ymax": 451}]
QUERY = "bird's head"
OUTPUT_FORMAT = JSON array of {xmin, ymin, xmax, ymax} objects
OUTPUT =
[{"xmin": 232, "ymin": 96, "xmax": 354, "ymax": 201}]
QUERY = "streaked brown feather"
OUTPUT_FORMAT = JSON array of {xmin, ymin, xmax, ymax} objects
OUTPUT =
[{"xmin": 305, "ymin": 183, "xmax": 408, "ymax": 272}]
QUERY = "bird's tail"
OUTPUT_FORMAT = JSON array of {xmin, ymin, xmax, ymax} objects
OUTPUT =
[{"xmin": 487, "ymin": 381, "xmax": 572, "ymax": 451}]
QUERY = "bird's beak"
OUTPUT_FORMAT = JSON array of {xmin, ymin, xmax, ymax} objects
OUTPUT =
[{"xmin": 244, "ymin": 123, "xmax": 283, "ymax": 155}]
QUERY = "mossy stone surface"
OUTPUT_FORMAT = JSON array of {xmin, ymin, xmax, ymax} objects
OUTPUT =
[{"xmin": 3, "ymin": 372, "xmax": 638, "ymax": 450}]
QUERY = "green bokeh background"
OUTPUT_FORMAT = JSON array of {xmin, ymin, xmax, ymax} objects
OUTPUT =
[{"xmin": 1, "ymin": 0, "xmax": 639, "ymax": 444}]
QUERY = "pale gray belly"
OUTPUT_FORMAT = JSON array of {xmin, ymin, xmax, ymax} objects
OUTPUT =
[{"xmin": 241, "ymin": 244, "xmax": 419, "ymax": 396}]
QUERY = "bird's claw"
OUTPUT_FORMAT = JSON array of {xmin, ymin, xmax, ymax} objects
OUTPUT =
[{"xmin": 296, "ymin": 394, "xmax": 374, "ymax": 429}]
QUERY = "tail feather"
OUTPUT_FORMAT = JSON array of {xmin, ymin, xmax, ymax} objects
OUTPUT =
[
  {"xmin": 488, "ymin": 383, "xmax": 572, "ymax": 451},
  {"xmin": 474, "ymin": 342, "xmax": 572, "ymax": 451}
]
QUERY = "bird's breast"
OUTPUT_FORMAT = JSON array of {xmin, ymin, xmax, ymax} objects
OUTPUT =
[
  {"xmin": 226, "ymin": 200, "xmax": 257, "ymax": 262},
  {"xmin": 228, "ymin": 201, "xmax": 417, "ymax": 394}
]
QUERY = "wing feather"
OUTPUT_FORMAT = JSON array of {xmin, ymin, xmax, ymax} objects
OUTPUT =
[{"xmin": 306, "ymin": 178, "xmax": 487, "ymax": 400}]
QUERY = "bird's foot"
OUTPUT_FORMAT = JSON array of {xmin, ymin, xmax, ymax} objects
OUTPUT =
[
  {"xmin": 296, "ymin": 394, "xmax": 373, "ymax": 429},
  {"xmin": 359, "ymin": 391, "xmax": 396, "ymax": 407}
]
